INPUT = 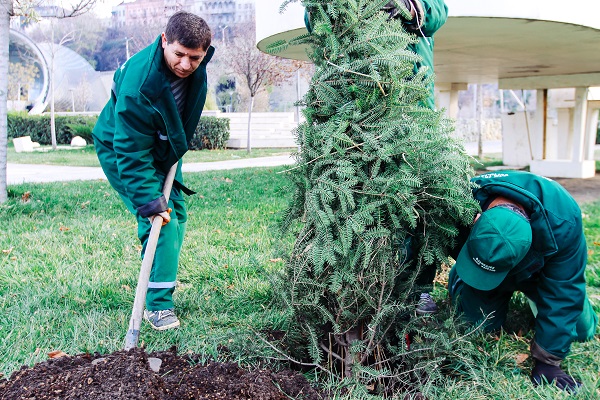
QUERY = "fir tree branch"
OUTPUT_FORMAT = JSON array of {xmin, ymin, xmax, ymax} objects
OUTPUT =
[
  {"xmin": 251, "ymin": 329, "xmax": 335, "ymax": 377},
  {"xmin": 370, "ymin": 312, "xmax": 495, "ymax": 368},
  {"xmin": 326, "ymin": 61, "xmax": 388, "ymax": 96},
  {"xmin": 279, "ymin": 134, "xmax": 383, "ymax": 174},
  {"xmin": 320, "ymin": 342, "xmax": 344, "ymax": 362}
]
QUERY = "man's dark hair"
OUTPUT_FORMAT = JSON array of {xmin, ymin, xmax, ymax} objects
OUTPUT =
[{"xmin": 165, "ymin": 11, "xmax": 212, "ymax": 50}]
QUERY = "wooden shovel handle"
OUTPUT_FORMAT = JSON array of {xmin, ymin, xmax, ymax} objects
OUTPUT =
[{"xmin": 124, "ymin": 163, "xmax": 178, "ymax": 350}]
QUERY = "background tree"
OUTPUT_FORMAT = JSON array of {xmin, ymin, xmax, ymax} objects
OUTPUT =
[
  {"xmin": 47, "ymin": 21, "xmax": 75, "ymax": 148},
  {"xmin": 271, "ymin": 0, "xmax": 480, "ymax": 390},
  {"xmin": 222, "ymin": 20, "xmax": 297, "ymax": 152},
  {"xmin": 0, "ymin": 0, "xmax": 12, "ymax": 203},
  {"xmin": 8, "ymin": 60, "xmax": 39, "ymax": 103},
  {"xmin": 0, "ymin": 0, "xmax": 97, "ymax": 203},
  {"xmin": 26, "ymin": 12, "xmax": 104, "ymax": 68},
  {"xmin": 93, "ymin": 26, "xmax": 128, "ymax": 71}
]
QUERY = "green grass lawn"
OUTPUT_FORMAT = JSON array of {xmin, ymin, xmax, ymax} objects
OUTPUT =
[
  {"xmin": 7, "ymin": 142, "xmax": 295, "ymax": 167},
  {"xmin": 1, "ymin": 167, "xmax": 599, "ymax": 399}
]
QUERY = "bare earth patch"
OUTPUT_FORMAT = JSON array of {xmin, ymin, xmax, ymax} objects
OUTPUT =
[
  {"xmin": 553, "ymin": 175, "xmax": 600, "ymax": 205},
  {"xmin": 0, "ymin": 348, "xmax": 325, "ymax": 400}
]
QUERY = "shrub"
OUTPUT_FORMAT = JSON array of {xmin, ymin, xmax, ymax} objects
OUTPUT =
[
  {"xmin": 8, "ymin": 112, "xmax": 230, "ymax": 150},
  {"xmin": 190, "ymin": 116, "xmax": 230, "ymax": 150},
  {"xmin": 7, "ymin": 112, "xmax": 98, "ymax": 145}
]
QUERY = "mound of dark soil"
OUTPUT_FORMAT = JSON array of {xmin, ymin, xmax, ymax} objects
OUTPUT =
[{"xmin": 0, "ymin": 348, "xmax": 324, "ymax": 399}]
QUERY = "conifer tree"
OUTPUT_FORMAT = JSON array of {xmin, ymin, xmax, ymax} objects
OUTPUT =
[{"xmin": 271, "ymin": 0, "xmax": 480, "ymax": 384}]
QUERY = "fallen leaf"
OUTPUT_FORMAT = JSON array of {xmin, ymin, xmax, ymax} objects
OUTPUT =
[
  {"xmin": 121, "ymin": 285, "xmax": 131, "ymax": 291},
  {"xmin": 48, "ymin": 350, "xmax": 68, "ymax": 359},
  {"xmin": 87, "ymin": 378, "xmax": 93, "ymax": 384},
  {"xmin": 594, "ymin": 242, "xmax": 599, "ymax": 246},
  {"xmin": 269, "ymin": 258, "xmax": 283, "ymax": 263},
  {"xmin": 21, "ymin": 191, "xmax": 31, "ymax": 202},
  {"xmin": 80, "ymin": 201, "xmax": 90, "ymax": 209},
  {"xmin": 225, "ymin": 178, "xmax": 233, "ymax": 183},
  {"xmin": 227, "ymin": 284, "xmax": 234, "ymax": 290},
  {"xmin": 515, "ymin": 353, "xmax": 529, "ymax": 365},
  {"xmin": 2, "ymin": 248, "xmax": 13, "ymax": 255},
  {"xmin": 59, "ymin": 226, "xmax": 70, "ymax": 232}
]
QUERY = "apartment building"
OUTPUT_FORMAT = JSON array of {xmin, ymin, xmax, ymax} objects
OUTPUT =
[{"xmin": 111, "ymin": 0, "xmax": 255, "ymax": 34}]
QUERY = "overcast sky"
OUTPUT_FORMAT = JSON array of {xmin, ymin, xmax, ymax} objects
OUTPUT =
[{"xmin": 91, "ymin": 0, "xmax": 123, "ymax": 18}]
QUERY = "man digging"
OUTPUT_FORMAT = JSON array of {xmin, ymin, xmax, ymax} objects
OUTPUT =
[{"xmin": 93, "ymin": 11, "xmax": 214, "ymax": 330}]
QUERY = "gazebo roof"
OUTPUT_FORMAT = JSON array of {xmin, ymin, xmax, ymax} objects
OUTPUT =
[{"xmin": 256, "ymin": 0, "xmax": 600, "ymax": 89}]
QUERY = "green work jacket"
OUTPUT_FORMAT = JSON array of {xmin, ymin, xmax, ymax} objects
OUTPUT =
[
  {"xmin": 465, "ymin": 170, "xmax": 589, "ymax": 360},
  {"xmin": 303, "ymin": 0, "xmax": 447, "ymax": 109},
  {"xmin": 410, "ymin": 0, "xmax": 447, "ymax": 109},
  {"xmin": 93, "ymin": 36, "xmax": 215, "ymax": 216}
]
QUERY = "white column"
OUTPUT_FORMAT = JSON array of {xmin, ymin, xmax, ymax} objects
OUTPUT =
[
  {"xmin": 571, "ymin": 87, "xmax": 589, "ymax": 162},
  {"xmin": 436, "ymin": 83, "xmax": 467, "ymax": 118}
]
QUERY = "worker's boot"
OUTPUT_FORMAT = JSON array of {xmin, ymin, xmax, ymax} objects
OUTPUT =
[
  {"xmin": 416, "ymin": 293, "xmax": 438, "ymax": 315},
  {"xmin": 144, "ymin": 308, "xmax": 180, "ymax": 330}
]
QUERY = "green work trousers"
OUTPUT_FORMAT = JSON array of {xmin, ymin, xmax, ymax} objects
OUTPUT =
[
  {"xmin": 121, "ymin": 189, "xmax": 187, "ymax": 311},
  {"xmin": 448, "ymin": 266, "xmax": 597, "ymax": 354}
]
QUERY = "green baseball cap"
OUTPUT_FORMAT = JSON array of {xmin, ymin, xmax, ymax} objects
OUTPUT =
[{"xmin": 455, "ymin": 206, "xmax": 532, "ymax": 291}]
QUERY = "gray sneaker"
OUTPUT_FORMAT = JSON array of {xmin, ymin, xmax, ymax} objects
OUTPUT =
[
  {"xmin": 416, "ymin": 293, "xmax": 438, "ymax": 315},
  {"xmin": 144, "ymin": 308, "xmax": 180, "ymax": 330}
]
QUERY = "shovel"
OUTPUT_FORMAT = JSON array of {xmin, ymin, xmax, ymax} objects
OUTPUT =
[{"xmin": 124, "ymin": 163, "xmax": 178, "ymax": 350}]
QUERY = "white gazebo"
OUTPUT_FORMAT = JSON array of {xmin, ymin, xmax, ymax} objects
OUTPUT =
[{"xmin": 255, "ymin": 0, "xmax": 600, "ymax": 178}]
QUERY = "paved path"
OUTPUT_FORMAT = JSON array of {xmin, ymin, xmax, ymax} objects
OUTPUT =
[
  {"xmin": 7, "ymin": 155, "xmax": 297, "ymax": 185},
  {"xmin": 8, "ymin": 140, "xmax": 597, "ymax": 185}
]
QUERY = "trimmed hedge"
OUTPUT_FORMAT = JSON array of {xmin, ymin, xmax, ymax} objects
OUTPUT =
[
  {"xmin": 7, "ymin": 113, "xmax": 98, "ymax": 145},
  {"xmin": 8, "ymin": 112, "xmax": 231, "ymax": 150},
  {"xmin": 189, "ymin": 116, "xmax": 230, "ymax": 150}
]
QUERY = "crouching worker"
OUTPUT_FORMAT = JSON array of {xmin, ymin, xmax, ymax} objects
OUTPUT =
[
  {"xmin": 93, "ymin": 12, "xmax": 214, "ymax": 330},
  {"xmin": 448, "ymin": 170, "xmax": 598, "ymax": 391}
]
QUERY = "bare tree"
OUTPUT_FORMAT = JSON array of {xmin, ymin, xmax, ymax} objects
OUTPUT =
[
  {"xmin": 223, "ymin": 21, "xmax": 297, "ymax": 152},
  {"xmin": 0, "ymin": 0, "xmax": 97, "ymax": 202},
  {"xmin": 0, "ymin": 0, "xmax": 12, "ymax": 203},
  {"xmin": 48, "ymin": 21, "xmax": 76, "ymax": 149}
]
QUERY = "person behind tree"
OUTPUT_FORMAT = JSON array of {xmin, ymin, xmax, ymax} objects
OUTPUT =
[
  {"xmin": 305, "ymin": 0, "xmax": 449, "ymax": 315},
  {"xmin": 93, "ymin": 12, "xmax": 214, "ymax": 331},
  {"xmin": 448, "ymin": 170, "xmax": 598, "ymax": 392},
  {"xmin": 305, "ymin": 0, "xmax": 447, "ymax": 109}
]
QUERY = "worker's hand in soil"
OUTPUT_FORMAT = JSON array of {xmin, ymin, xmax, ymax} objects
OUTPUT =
[
  {"xmin": 531, "ymin": 360, "xmax": 582, "ymax": 392},
  {"xmin": 149, "ymin": 208, "xmax": 172, "ymax": 226}
]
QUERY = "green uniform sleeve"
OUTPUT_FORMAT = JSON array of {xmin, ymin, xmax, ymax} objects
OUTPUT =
[
  {"xmin": 113, "ymin": 92, "xmax": 165, "ymax": 212},
  {"xmin": 419, "ymin": 0, "xmax": 448, "ymax": 37}
]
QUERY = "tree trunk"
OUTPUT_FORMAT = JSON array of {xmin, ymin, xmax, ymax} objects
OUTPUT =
[
  {"xmin": 246, "ymin": 95, "xmax": 254, "ymax": 153},
  {"xmin": 0, "ymin": 0, "xmax": 12, "ymax": 203},
  {"xmin": 50, "ymin": 20, "xmax": 57, "ymax": 150}
]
